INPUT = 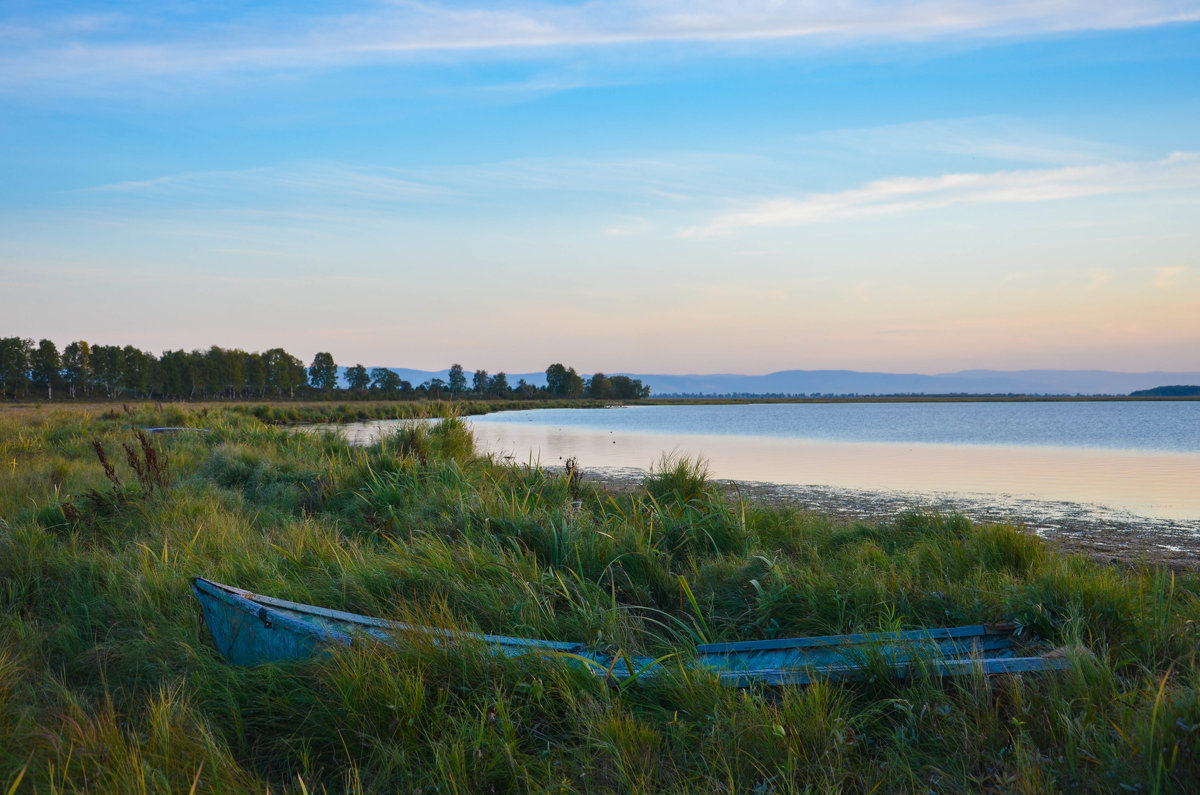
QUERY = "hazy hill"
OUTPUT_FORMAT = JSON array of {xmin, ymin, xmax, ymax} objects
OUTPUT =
[{"xmin": 1129, "ymin": 385, "xmax": 1200, "ymax": 397}]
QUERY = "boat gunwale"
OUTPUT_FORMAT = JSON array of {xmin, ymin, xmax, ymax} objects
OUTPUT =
[
  {"xmin": 192, "ymin": 577, "xmax": 585, "ymax": 653},
  {"xmin": 697, "ymin": 623, "xmax": 1018, "ymax": 655},
  {"xmin": 714, "ymin": 653, "xmax": 1073, "ymax": 686}
]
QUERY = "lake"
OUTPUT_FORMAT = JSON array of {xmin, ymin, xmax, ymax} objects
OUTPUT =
[{"xmin": 338, "ymin": 401, "xmax": 1200, "ymax": 523}]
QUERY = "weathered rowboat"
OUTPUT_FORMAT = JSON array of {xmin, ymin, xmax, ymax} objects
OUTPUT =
[
  {"xmin": 193, "ymin": 578, "xmax": 1072, "ymax": 685},
  {"xmin": 193, "ymin": 578, "xmax": 658, "ymax": 679},
  {"xmin": 697, "ymin": 626, "xmax": 1071, "ymax": 686}
]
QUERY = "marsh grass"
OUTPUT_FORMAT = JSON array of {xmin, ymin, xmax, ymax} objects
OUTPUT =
[
  {"xmin": 2, "ymin": 406, "xmax": 1200, "ymax": 791},
  {"xmin": 230, "ymin": 398, "xmax": 612, "ymax": 427},
  {"xmin": 644, "ymin": 452, "xmax": 713, "ymax": 506}
]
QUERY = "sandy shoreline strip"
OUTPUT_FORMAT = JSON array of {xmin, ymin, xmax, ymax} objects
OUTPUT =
[{"xmin": 571, "ymin": 463, "xmax": 1200, "ymax": 571}]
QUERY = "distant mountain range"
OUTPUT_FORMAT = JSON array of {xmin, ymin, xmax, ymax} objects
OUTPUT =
[{"xmin": 344, "ymin": 367, "xmax": 1200, "ymax": 397}]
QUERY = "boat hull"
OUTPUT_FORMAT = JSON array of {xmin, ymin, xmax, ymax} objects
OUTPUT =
[
  {"xmin": 193, "ymin": 578, "xmax": 1071, "ymax": 683},
  {"xmin": 194, "ymin": 578, "xmax": 354, "ymax": 666}
]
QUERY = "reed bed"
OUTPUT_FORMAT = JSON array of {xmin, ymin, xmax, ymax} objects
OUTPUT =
[
  {"xmin": 1, "ymin": 405, "xmax": 1198, "ymax": 793},
  {"xmin": 229, "ymin": 398, "xmax": 612, "ymax": 426}
]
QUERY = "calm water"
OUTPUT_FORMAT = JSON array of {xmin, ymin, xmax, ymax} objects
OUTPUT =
[
  {"xmin": 472, "ymin": 401, "xmax": 1200, "ymax": 452},
  {"xmin": 339, "ymin": 402, "xmax": 1200, "ymax": 521},
  {"xmin": 467, "ymin": 402, "xmax": 1200, "ymax": 522}
]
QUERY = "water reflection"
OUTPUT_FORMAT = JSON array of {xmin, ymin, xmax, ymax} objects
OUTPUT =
[
  {"xmin": 469, "ymin": 421, "xmax": 1200, "ymax": 521},
  {"xmin": 319, "ymin": 416, "xmax": 1200, "ymax": 522}
]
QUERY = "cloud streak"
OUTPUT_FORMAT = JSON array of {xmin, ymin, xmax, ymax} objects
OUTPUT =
[
  {"xmin": 803, "ymin": 118, "xmax": 1132, "ymax": 166},
  {"xmin": 81, "ymin": 165, "xmax": 450, "ymax": 205},
  {"xmin": 1154, "ymin": 266, "xmax": 1188, "ymax": 289},
  {"xmin": 681, "ymin": 153, "xmax": 1200, "ymax": 237},
  {"xmin": 74, "ymin": 152, "xmax": 763, "ymax": 211},
  {"xmin": 3, "ymin": 1, "xmax": 1199, "ymax": 89}
]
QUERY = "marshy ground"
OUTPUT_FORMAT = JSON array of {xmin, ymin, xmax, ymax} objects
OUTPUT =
[
  {"xmin": 580, "ymin": 465, "xmax": 1200, "ymax": 572},
  {"xmin": 2, "ymin": 404, "xmax": 1200, "ymax": 792}
]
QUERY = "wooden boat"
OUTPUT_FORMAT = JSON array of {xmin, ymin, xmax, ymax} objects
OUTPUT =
[
  {"xmin": 696, "ymin": 626, "xmax": 1071, "ymax": 686},
  {"xmin": 193, "ymin": 578, "xmax": 659, "ymax": 679},
  {"xmin": 193, "ymin": 578, "xmax": 1071, "ymax": 685}
]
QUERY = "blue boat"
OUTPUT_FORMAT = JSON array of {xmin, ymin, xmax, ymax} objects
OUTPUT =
[
  {"xmin": 193, "ymin": 578, "xmax": 660, "ymax": 679},
  {"xmin": 696, "ymin": 626, "xmax": 1071, "ymax": 686},
  {"xmin": 193, "ymin": 578, "xmax": 1071, "ymax": 685}
]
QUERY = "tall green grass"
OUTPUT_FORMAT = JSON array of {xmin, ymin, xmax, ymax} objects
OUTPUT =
[
  {"xmin": 2, "ymin": 406, "xmax": 1199, "ymax": 792},
  {"xmin": 231, "ymin": 398, "xmax": 612, "ymax": 426}
]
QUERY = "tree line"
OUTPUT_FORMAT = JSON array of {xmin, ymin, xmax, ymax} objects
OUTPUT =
[{"xmin": 0, "ymin": 337, "xmax": 649, "ymax": 402}]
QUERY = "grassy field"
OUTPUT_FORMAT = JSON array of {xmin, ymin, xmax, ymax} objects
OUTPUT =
[
  {"xmin": 0, "ymin": 397, "xmax": 613, "ymax": 425},
  {"xmin": 2, "ymin": 404, "xmax": 1199, "ymax": 793}
]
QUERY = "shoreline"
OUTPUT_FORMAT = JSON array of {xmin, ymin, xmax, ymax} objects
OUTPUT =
[
  {"xmin": 299, "ymin": 414, "xmax": 1200, "ymax": 570},
  {"xmin": 575, "ymin": 463, "xmax": 1200, "ymax": 571}
]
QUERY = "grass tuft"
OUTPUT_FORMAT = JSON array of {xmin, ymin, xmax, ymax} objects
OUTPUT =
[{"xmin": 644, "ymin": 453, "xmax": 712, "ymax": 505}]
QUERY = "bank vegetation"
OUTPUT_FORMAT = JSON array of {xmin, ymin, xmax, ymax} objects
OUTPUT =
[{"xmin": 1, "ymin": 405, "xmax": 1198, "ymax": 792}]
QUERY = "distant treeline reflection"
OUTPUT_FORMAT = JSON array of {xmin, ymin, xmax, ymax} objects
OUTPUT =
[{"xmin": 0, "ymin": 337, "xmax": 648, "ymax": 402}]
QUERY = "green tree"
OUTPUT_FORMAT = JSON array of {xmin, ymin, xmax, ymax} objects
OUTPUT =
[
  {"xmin": 346, "ymin": 364, "xmax": 370, "ymax": 391},
  {"xmin": 586, "ymin": 372, "xmax": 613, "ymax": 400},
  {"xmin": 91, "ymin": 345, "xmax": 125, "ymax": 399},
  {"xmin": 545, "ymin": 363, "xmax": 567, "ymax": 395},
  {"xmin": 427, "ymin": 378, "xmax": 446, "ymax": 399},
  {"xmin": 0, "ymin": 337, "xmax": 33, "ymax": 398},
  {"xmin": 147, "ymin": 350, "xmax": 166, "ymax": 397},
  {"xmin": 61, "ymin": 340, "xmax": 90, "ymax": 399},
  {"xmin": 30, "ymin": 339, "xmax": 61, "ymax": 400},
  {"xmin": 264, "ymin": 348, "xmax": 305, "ymax": 398},
  {"xmin": 472, "ymin": 369, "xmax": 489, "ymax": 395},
  {"xmin": 370, "ymin": 367, "xmax": 402, "ymax": 395},
  {"xmin": 158, "ymin": 350, "xmax": 186, "ymax": 399},
  {"xmin": 121, "ymin": 345, "xmax": 153, "ymax": 399},
  {"xmin": 309, "ymin": 352, "xmax": 338, "ymax": 391},
  {"xmin": 227, "ymin": 349, "xmax": 248, "ymax": 398},
  {"xmin": 546, "ymin": 363, "xmax": 584, "ymax": 398},
  {"xmin": 245, "ymin": 353, "xmax": 267, "ymax": 398},
  {"xmin": 287, "ymin": 354, "xmax": 308, "ymax": 398},
  {"xmin": 609, "ymin": 375, "xmax": 650, "ymax": 400},
  {"xmin": 203, "ymin": 346, "xmax": 229, "ymax": 398},
  {"xmin": 184, "ymin": 349, "xmax": 209, "ymax": 399},
  {"xmin": 489, "ymin": 371, "xmax": 509, "ymax": 397},
  {"xmin": 448, "ymin": 363, "xmax": 466, "ymax": 396}
]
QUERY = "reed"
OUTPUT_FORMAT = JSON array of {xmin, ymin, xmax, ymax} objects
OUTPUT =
[{"xmin": 1, "ymin": 406, "xmax": 1199, "ymax": 792}]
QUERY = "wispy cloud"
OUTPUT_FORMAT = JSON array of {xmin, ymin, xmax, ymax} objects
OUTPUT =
[
  {"xmin": 1086, "ymin": 269, "xmax": 1114, "ymax": 290},
  {"xmin": 82, "ymin": 165, "xmax": 450, "ymax": 204},
  {"xmin": 75, "ymin": 152, "xmax": 761, "ymax": 211},
  {"xmin": 1153, "ymin": 266, "xmax": 1188, "ymax": 289},
  {"xmin": 804, "ymin": 118, "xmax": 1131, "ymax": 166},
  {"xmin": 3, "ymin": 1, "xmax": 1199, "ymax": 89},
  {"xmin": 604, "ymin": 216, "xmax": 653, "ymax": 236},
  {"xmin": 211, "ymin": 248, "xmax": 287, "ymax": 258},
  {"xmin": 681, "ymin": 152, "xmax": 1200, "ymax": 237}
]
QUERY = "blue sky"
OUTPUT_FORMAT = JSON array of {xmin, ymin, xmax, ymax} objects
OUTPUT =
[{"xmin": 2, "ymin": 1, "xmax": 1199, "ymax": 373}]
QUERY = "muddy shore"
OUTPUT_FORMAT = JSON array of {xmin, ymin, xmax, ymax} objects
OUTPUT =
[{"xmin": 571, "ymin": 463, "xmax": 1200, "ymax": 571}]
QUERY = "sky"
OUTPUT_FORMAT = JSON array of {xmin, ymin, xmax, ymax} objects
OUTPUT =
[{"xmin": 2, "ymin": 1, "xmax": 1199, "ymax": 375}]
